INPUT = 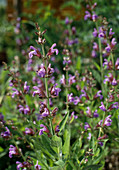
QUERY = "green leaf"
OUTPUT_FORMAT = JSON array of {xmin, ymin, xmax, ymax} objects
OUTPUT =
[
  {"xmin": 41, "ymin": 134, "xmax": 58, "ymax": 158},
  {"xmin": 59, "ymin": 113, "xmax": 69, "ymax": 132},
  {"xmin": 93, "ymin": 62, "xmax": 101, "ymax": 72},
  {"xmin": 76, "ymin": 56, "xmax": 81, "ymax": 71},
  {"xmin": 35, "ymin": 135, "xmax": 57, "ymax": 160},
  {"xmin": 72, "ymin": 137, "xmax": 82, "ymax": 151},
  {"xmin": 51, "ymin": 135, "xmax": 62, "ymax": 156},
  {"xmin": 55, "ymin": 160, "xmax": 65, "ymax": 167},
  {"xmin": 50, "ymin": 166, "xmax": 63, "ymax": 170},
  {"xmin": 92, "ymin": 69, "xmax": 101, "ymax": 83},
  {"xmin": 62, "ymin": 129, "xmax": 70, "ymax": 159},
  {"xmin": 83, "ymin": 164, "xmax": 102, "ymax": 170},
  {"xmin": 0, "ymin": 146, "xmax": 4, "ymax": 152},
  {"xmin": 68, "ymin": 160, "xmax": 77, "ymax": 170},
  {"xmin": 94, "ymin": 148, "xmax": 100, "ymax": 157}
]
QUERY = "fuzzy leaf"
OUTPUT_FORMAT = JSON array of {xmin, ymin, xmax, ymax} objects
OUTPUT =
[
  {"xmin": 62, "ymin": 129, "xmax": 70, "ymax": 158},
  {"xmin": 83, "ymin": 164, "xmax": 102, "ymax": 170},
  {"xmin": 93, "ymin": 62, "xmax": 101, "ymax": 72},
  {"xmin": 55, "ymin": 160, "xmax": 65, "ymax": 167},
  {"xmin": 51, "ymin": 135, "xmax": 62, "ymax": 157},
  {"xmin": 59, "ymin": 112, "xmax": 69, "ymax": 132},
  {"xmin": 41, "ymin": 134, "xmax": 58, "ymax": 158}
]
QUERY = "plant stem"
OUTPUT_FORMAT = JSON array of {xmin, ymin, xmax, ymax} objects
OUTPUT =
[
  {"xmin": 111, "ymin": 52, "xmax": 115, "ymax": 77},
  {"xmin": 13, "ymin": 139, "xmax": 26, "ymax": 161},
  {"xmin": 65, "ymin": 68, "xmax": 71, "ymax": 159},
  {"xmin": 41, "ymin": 44, "xmax": 54, "ymax": 135},
  {"xmin": 95, "ymin": 22, "xmax": 104, "ymax": 94}
]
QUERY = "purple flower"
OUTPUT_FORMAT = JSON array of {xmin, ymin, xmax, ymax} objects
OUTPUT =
[
  {"xmin": 115, "ymin": 58, "xmax": 119, "ymax": 70},
  {"xmin": 111, "ymin": 38, "xmax": 117, "ymax": 47},
  {"xmin": 93, "ymin": 110, "xmax": 99, "ymax": 118},
  {"xmin": 98, "ymin": 134, "xmax": 108, "ymax": 140},
  {"xmin": 103, "ymin": 73, "xmax": 113, "ymax": 84},
  {"xmin": 47, "ymin": 63, "xmax": 54, "ymax": 76},
  {"xmin": 18, "ymin": 105, "xmax": 30, "ymax": 115},
  {"xmin": 16, "ymin": 161, "xmax": 23, "ymax": 170},
  {"xmin": 72, "ymin": 26, "xmax": 76, "ymax": 34},
  {"xmin": 68, "ymin": 93, "xmax": 74, "ymax": 103},
  {"xmin": 99, "ymin": 102, "xmax": 106, "ymax": 111},
  {"xmin": 111, "ymin": 78, "xmax": 117, "ymax": 86},
  {"xmin": 65, "ymin": 17, "xmax": 69, "ymax": 24},
  {"xmin": 73, "ymin": 96, "xmax": 81, "ymax": 105},
  {"xmin": 103, "ymin": 59, "xmax": 112, "ymax": 70},
  {"xmin": 50, "ymin": 84, "xmax": 61, "ymax": 97},
  {"xmin": 16, "ymin": 161, "xmax": 31, "ymax": 170},
  {"xmin": 93, "ymin": 28, "xmax": 98, "ymax": 37},
  {"xmin": 84, "ymin": 11, "xmax": 91, "ymax": 20},
  {"xmin": 9, "ymin": 145, "xmax": 21, "ymax": 158},
  {"xmin": 41, "ymin": 107, "xmax": 50, "ymax": 117},
  {"xmin": 24, "ymin": 81, "xmax": 30, "ymax": 93},
  {"xmin": 29, "ymin": 46, "xmax": 41, "ymax": 59},
  {"xmin": 109, "ymin": 28, "xmax": 114, "ymax": 37},
  {"xmin": 68, "ymin": 75, "xmax": 76, "ymax": 85},
  {"xmin": 48, "ymin": 76, "xmax": 55, "ymax": 85},
  {"xmin": 47, "ymin": 43, "xmax": 58, "ymax": 56},
  {"xmin": 92, "ymin": 2, "xmax": 97, "ymax": 9},
  {"xmin": 87, "ymin": 133, "xmax": 91, "ymax": 140},
  {"xmin": 84, "ymin": 122, "xmax": 91, "ymax": 130},
  {"xmin": 12, "ymin": 88, "xmax": 19, "ymax": 98},
  {"xmin": 36, "ymin": 113, "xmax": 43, "ymax": 120},
  {"xmin": 28, "ymin": 58, "xmax": 33, "ymax": 65},
  {"xmin": 91, "ymin": 50, "xmax": 97, "ymax": 58},
  {"xmin": 98, "ymin": 141, "xmax": 103, "ymax": 146},
  {"xmin": 24, "ymin": 128, "xmax": 35, "ymax": 135},
  {"xmin": 55, "ymin": 125, "xmax": 60, "ymax": 133},
  {"xmin": 93, "ymin": 42, "xmax": 98, "ymax": 50},
  {"xmin": 1, "ymin": 127, "xmax": 11, "ymax": 139},
  {"xmin": 103, "ymin": 115, "xmax": 112, "ymax": 126},
  {"xmin": 98, "ymin": 27, "xmax": 105, "ymax": 38},
  {"xmin": 98, "ymin": 32, "xmax": 105, "ymax": 38},
  {"xmin": 32, "ymin": 86, "xmax": 46, "ymax": 98},
  {"xmin": 60, "ymin": 75, "xmax": 66, "ymax": 85},
  {"xmin": 108, "ymin": 102, "xmax": 119, "ymax": 111},
  {"xmin": 92, "ymin": 12, "xmax": 98, "ymax": 21},
  {"xmin": 9, "ymin": 80, "xmax": 13, "ymax": 87},
  {"xmin": 37, "ymin": 64, "xmax": 46, "ymax": 78},
  {"xmin": 39, "ymin": 124, "xmax": 49, "ymax": 135},
  {"xmin": 86, "ymin": 107, "xmax": 91, "ymax": 117},
  {"xmin": 105, "ymin": 44, "xmax": 111, "ymax": 53},
  {"xmin": 67, "ymin": 39, "xmax": 74, "ymax": 46},
  {"xmin": 63, "ymin": 56, "xmax": 71, "ymax": 65},
  {"xmin": 0, "ymin": 112, "xmax": 5, "ymax": 123},
  {"xmin": 73, "ymin": 38, "xmax": 79, "ymax": 44},
  {"xmin": 35, "ymin": 161, "xmax": 41, "ymax": 170},
  {"xmin": 80, "ymin": 90, "xmax": 89, "ymax": 100},
  {"xmin": 94, "ymin": 90, "xmax": 103, "ymax": 100},
  {"xmin": 70, "ymin": 111, "xmax": 78, "ymax": 122}
]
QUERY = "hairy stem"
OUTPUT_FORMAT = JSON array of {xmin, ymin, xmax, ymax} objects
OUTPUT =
[{"xmin": 42, "ymin": 44, "xmax": 54, "ymax": 135}]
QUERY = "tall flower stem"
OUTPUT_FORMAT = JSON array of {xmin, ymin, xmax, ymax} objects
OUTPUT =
[
  {"xmin": 65, "ymin": 67, "xmax": 71, "ymax": 159},
  {"xmin": 13, "ymin": 139, "xmax": 26, "ymax": 162},
  {"xmin": 111, "ymin": 52, "xmax": 115, "ymax": 78},
  {"xmin": 95, "ymin": 23, "xmax": 104, "ymax": 95},
  {"xmin": 41, "ymin": 44, "xmax": 54, "ymax": 135}
]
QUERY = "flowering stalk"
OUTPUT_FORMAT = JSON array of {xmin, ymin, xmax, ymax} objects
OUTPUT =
[
  {"xmin": 13, "ymin": 139, "xmax": 26, "ymax": 162},
  {"xmin": 66, "ymin": 70, "xmax": 69, "ymax": 115},
  {"xmin": 111, "ymin": 52, "xmax": 115, "ymax": 78},
  {"xmin": 41, "ymin": 44, "xmax": 54, "ymax": 135},
  {"xmin": 95, "ymin": 22, "xmax": 104, "ymax": 94}
]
